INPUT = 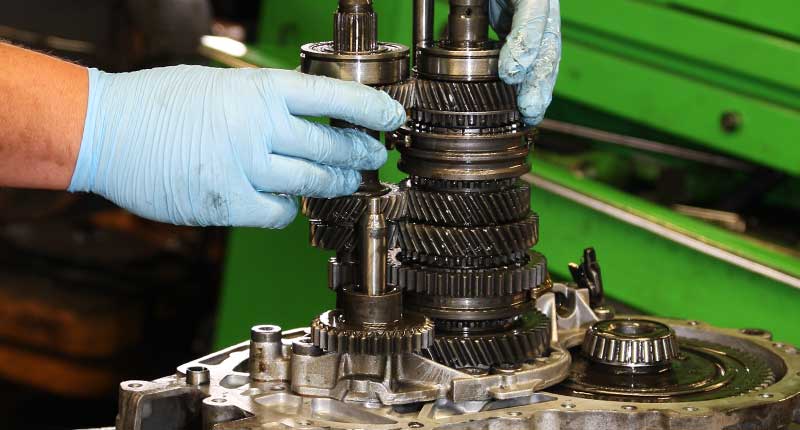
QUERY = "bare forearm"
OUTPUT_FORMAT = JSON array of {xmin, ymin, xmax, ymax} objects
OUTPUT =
[{"xmin": 0, "ymin": 42, "xmax": 87, "ymax": 189}]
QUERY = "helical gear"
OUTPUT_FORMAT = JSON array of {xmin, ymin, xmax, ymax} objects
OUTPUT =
[
  {"xmin": 403, "ymin": 180, "xmax": 531, "ymax": 226},
  {"xmin": 421, "ymin": 309, "xmax": 551, "ymax": 369},
  {"xmin": 302, "ymin": 183, "xmax": 407, "ymax": 225}
]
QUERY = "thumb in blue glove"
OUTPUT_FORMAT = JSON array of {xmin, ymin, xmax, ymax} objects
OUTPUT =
[
  {"xmin": 69, "ymin": 66, "xmax": 405, "ymax": 228},
  {"xmin": 489, "ymin": 0, "xmax": 561, "ymax": 126}
]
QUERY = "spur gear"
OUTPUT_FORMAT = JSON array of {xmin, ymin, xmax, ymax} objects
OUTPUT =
[
  {"xmin": 397, "ymin": 213, "xmax": 539, "ymax": 258},
  {"xmin": 388, "ymin": 250, "xmax": 547, "ymax": 297},
  {"xmin": 403, "ymin": 179, "xmax": 530, "ymax": 226},
  {"xmin": 421, "ymin": 309, "xmax": 551, "ymax": 369},
  {"xmin": 302, "ymin": 183, "xmax": 407, "ymax": 225},
  {"xmin": 311, "ymin": 309, "xmax": 434, "ymax": 355}
]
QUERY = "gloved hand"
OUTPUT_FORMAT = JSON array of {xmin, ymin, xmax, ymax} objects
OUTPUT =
[
  {"xmin": 489, "ymin": 0, "xmax": 561, "ymax": 126},
  {"xmin": 69, "ymin": 66, "xmax": 405, "ymax": 228}
]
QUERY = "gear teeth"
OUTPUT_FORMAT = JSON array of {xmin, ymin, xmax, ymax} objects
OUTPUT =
[
  {"xmin": 421, "ymin": 310, "xmax": 550, "ymax": 368},
  {"xmin": 399, "ymin": 250, "xmax": 529, "ymax": 269},
  {"xmin": 404, "ymin": 180, "xmax": 530, "ymax": 226},
  {"xmin": 376, "ymin": 80, "xmax": 416, "ymax": 109},
  {"xmin": 412, "ymin": 79, "xmax": 520, "ymax": 129},
  {"xmin": 397, "ymin": 213, "xmax": 539, "ymax": 258},
  {"xmin": 411, "ymin": 176, "xmax": 516, "ymax": 192},
  {"xmin": 302, "ymin": 183, "xmax": 407, "ymax": 225},
  {"xmin": 389, "ymin": 250, "xmax": 547, "ymax": 297},
  {"xmin": 310, "ymin": 222, "xmax": 399, "ymax": 251},
  {"xmin": 311, "ymin": 310, "xmax": 435, "ymax": 355}
]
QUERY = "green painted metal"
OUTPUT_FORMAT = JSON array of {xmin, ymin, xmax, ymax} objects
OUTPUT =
[
  {"xmin": 213, "ymin": 0, "xmax": 800, "ymax": 348},
  {"xmin": 530, "ymin": 159, "xmax": 800, "ymax": 346}
]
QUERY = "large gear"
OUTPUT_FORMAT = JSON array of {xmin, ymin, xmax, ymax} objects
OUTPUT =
[
  {"xmin": 309, "ymin": 221, "xmax": 356, "ymax": 251},
  {"xmin": 376, "ymin": 80, "xmax": 416, "ymax": 109},
  {"xmin": 388, "ymin": 250, "xmax": 547, "ymax": 297},
  {"xmin": 397, "ymin": 213, "xmax": 539, "ymax": 258},
  {"xmin": 421, "ymin": 309, "xmax": 551, "ymax": 369},
  {"xmin": 310, "ymin": 309, "xmax": 435, "ymax": 355},
  {"xmin": 410, "ymin": 176, "xmax": 517, "ymax": 192},
  {"xmin": 302, "ymin": 183, "xmax": 406, "ymax": 225},
  {"xmin": 412, "ymin": 79, "xmax": 520, "ymax": 130},
  {"xmin": 403, "ymin": 179, "xmax": 530, "ymax": 226}
]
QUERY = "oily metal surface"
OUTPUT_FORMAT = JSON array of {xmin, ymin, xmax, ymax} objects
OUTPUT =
[
  {"xmin": 302, "ymin": 183, "xmax": 407, "ymax": 225},
  {"xmin": 388, "ymin": 250, "xmax": 547, "ymax": 297},
  {"xmin": 397, "ymin": 213, "xmax": 539, "ymax": 258},
  {"xmin": 310, "ymin": 309, "xmax": 434, "ymax": 355},
  {"xmin": 403, "ymin": 179, "xmax": 530, "ymax": 226},
  {"xmin": 551, "ymin": 338, "xmax": 776, "ymax": 403},
  {"xmin": 421, "ymin": 309, "xmax": 551, "ymax": 368}
]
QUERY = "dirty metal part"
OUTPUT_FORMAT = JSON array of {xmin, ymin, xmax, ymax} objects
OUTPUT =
[
  {"xmin": 397, "ymin": 213, "xmax": 539, "ymax": 258},
  {"xmin": 398, "ymin": 249, "xmax": 530, "ymax": 268},
  {"xmin": 582, "ymin": 319, "xmax": 680, "ymax": 373},
  {"xmin": 569, "ymin": 247, "xmax": 605, "ymax": 307},
  {"xmin": 311, "ymin": 307, "xmax": 434, "ymax": 355},
  {"xmin": 388, "ymin": 250, "xmax": 547, "ymax": 297},
  {"xmin": 422, "ymin": 309, "xmax": 551, "ymax": 369},
  {"xmin": 302, "ymin": 182, "xmax": 406, "ymax": 226},
  {"xmin": 412, "ymin": 78, "xmax": 520, "ymax": 129},
  {"xmin": 360, "ymin": 198, "xmax": 388, "ymax": 296},
  {"xmin": 403, "ymin": 179, "xmax": 531, "ymax": 226}
]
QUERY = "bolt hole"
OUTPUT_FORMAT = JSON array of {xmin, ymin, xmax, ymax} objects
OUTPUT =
[
  {"xmin": 211, "ymin": 398, "xmax": 227, "ymax": 403},
  {"xmin": 740, "ymin": 328, "xmax": 767, "ymax": 336},
  {"xmin": 760, "ymin": 393, "xmax": 774, "ymax": 399},
  {"xmin": 127, "ymin": 383, "xmax": 143, "ymax": 388},
  {"xmin": 684, "ymin": 407, "xmax": 699, "ymax": 412},
  {"xmin": 297, "ymin": 420, "xmax": 311, "ymax": 426},
  {"xmin": 622, "ymin": 405, "xmax": 637, "ymax": 411},
  {"xmin": 409, "ymin": 422, "xmax": 425, "ymax": 428},
  {"xmin": 507, "ymin": 411, "xmax": 522, "ymax": 417},
  {"xmin": 271, "ymin": 384, "xmax": 286, "ymax": 391},
  {"xmin": 187, "ymin": 366, "xmax": 207, "ymax": 372},
  {"xmin": 688, "ymin": 320, "xmax": 700, "ymax": 326},
  {"xmin": 561, "ymin": 403, "xmax": 576, "ymax": 409},
  {"xmin": 464, "ymin": 8, "xmax": 472, "ymax": 16}
]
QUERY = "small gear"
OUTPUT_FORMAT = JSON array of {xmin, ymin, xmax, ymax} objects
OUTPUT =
[
  {"xmin": 311, "ymin": 310, "xmax": 435, "ymax": 355},
  {"xmin": 421, "ymin": 309, "xmax": 551, "ymax": 368},
  {"xmin": 398, "ymin": 250, "xmax": 529, "ymax": 269},
  {"xmin": 397, "ymin": 213, "xmax": 539, "ymax": 258},
  {"xmin": 310, "ymin": 222, "xmax": 356, "ymax": 251},
  {"xmin": 310, "ymin": 222, "xmax": 399, "ymax": 251},
  {"xmin": 302, "ymin": 183, "xmax": 406, "ymax": 225},
  {"xmin": 388, "ymin": 250, "xmax": 547, "ymax": 297},
  {"xmin": 403, "ymin": 179, "xmax": 530, "ymax": 226}
]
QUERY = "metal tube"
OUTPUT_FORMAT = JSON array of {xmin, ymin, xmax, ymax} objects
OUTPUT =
[
  {"xmin": 360, "ymin": 198, "xmax": 387, "ymax": 296},
  {"xmin": 413, "ymin": 0, "xmax": 434, "ymax": 49},
  {"xmin": 447, "ymin": 0, "xmax": 489, "ymax": 47}
]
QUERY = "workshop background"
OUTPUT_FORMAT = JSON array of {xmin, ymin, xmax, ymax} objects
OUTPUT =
[{"xmin": 0, "ymin": 0, "xmax": 798, "ymax": 428}]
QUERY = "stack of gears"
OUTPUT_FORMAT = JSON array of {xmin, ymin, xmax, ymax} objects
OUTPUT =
[{"xmin": 301, "ymin": 0, "xmax": 552, "ymax": 369}]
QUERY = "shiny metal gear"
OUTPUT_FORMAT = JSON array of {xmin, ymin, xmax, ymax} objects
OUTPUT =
[
  {"xmin": 388, "ymin": 250, "xmax": 547, "ymax": 297},
  {"xmin": 403, "ymin": 179, "xmax": 530, "ymax": 226},
  {"xmin": 310, "ymin": 222, "xmax": 399, "ymax": 251},
  {"xmin": 398, "ymin": 249, "xmax": 529, "ymax": 269},
  {"xmin": 376, "ymin": 80, "xmax": 416, "ymax": 109},
  {"xmin": 310, "ymin": 309, "xmax": 435, "ymax": 355},
  {"xmin": 582, "ymin": 319, "xmax": 680, "ymax": 370},
  {"xmin": 302, "ymin": 183, "xmax": 407, "ymax": 225},
  {"xmin": 397, "ymin": 213, "xmax": 539, "ymax": 258},
  {"xmin": 421, "ymin": 309, "xmax": 551, "ymax": 368},
  {"xmin": 412, "ymin": 79, "xmax": 520, "ymax": 130}
]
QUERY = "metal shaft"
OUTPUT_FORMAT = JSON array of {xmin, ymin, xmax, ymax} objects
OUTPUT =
[
  {"xmin": 447, "ymin": 0, "xmax": 489, "ymax": 47},
  {"xmin": 360, "ymin": 198, "xmax": 387, "ymax": 296},
  {"xmin": 333, "ymin": 0, "xmax": 377, "ymax": 53},
  {"xmin": 413, "ymin": 0, "xmax": 435, "ymax": 49}
]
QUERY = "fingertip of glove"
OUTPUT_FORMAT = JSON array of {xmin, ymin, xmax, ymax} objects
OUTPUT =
[
  {"xmin": 375, "ymin": 93, "xmax": 407, "ymax": 131},
  {"xmin": 498, "ymin": 47, "xmax": 527, "ymax": 85}
]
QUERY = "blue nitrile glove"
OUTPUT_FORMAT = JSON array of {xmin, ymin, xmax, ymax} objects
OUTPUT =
[
  {"xmin": 69, "ymin": 66, "xmax": 405, "ymax": 228},
  {"xmin": 489, "ymin": 0, "xmax": 561, "ymax": 126}
]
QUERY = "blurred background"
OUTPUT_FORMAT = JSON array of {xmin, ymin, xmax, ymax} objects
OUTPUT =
[{"xmin": 0, "ymin": 0, "xmax": 798, "ymax": 428}]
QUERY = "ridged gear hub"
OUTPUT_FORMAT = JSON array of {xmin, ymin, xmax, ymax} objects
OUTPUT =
[{"xmin": 311, "ymin": 310, "xmax": 435, "ymax": 355}]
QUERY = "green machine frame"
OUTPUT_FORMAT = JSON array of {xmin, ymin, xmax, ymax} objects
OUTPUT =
[{"xmin": 212, "ymin": 0, "xmax": 800, "ymax": 348}]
